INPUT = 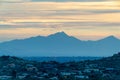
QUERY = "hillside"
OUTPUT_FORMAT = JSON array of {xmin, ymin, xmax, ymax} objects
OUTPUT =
[
  {"xmin": 90, "ymin": 52, "xmax": 120, "ymax": 69},
  {"xmin": 0, "ymin": 53, "xmax": 119, "ymax": 80}
]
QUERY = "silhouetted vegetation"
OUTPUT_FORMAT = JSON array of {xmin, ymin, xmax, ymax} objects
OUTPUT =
[{"xmin": 0, "ymin": 52, "xmax": 120, "ymax": 80}]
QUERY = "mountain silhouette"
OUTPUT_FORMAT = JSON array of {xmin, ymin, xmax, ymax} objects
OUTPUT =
[
  {"xmin": 98, "ymin": 35, "xmax": 120, "ymax": 42},
  {"xmin": 0, "ymin": 32, "xmax": 120, "ymax": 57}
]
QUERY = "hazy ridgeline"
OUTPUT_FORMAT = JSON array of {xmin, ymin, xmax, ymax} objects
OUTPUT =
[{"xmin": 23, "ymin": 56, "xmax": 102, "ymax": 63}]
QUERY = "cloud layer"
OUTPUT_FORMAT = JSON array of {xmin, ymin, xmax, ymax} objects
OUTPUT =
[{"xmin": 0, "ymin": 0, "xmax": 120, "ymax": 42}]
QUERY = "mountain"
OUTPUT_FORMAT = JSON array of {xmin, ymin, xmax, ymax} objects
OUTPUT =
[
  {"xmin": 0, "ymin": 32, "xmax": 120, "ymax": 56},
  {"xmin": 98, "ymin": 35, "xmax": 120, "ymax": 42}
]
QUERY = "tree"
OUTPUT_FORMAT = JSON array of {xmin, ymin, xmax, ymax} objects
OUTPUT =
[{"xmin": 11, "ymin": 70, "xmax": 17, "ymax": 79}]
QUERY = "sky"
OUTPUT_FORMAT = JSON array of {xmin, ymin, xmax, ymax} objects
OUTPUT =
[{"xmin": 0, "ymin": 0, "xmax": 120, "ymax": 42}]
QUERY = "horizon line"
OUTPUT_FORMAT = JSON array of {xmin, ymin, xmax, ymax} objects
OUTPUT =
[{"xmin": 0, "ymin": 31, "xmax": 119, "ymax": 43}]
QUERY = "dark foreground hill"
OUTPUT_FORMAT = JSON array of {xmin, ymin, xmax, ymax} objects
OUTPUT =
[
  {"xmin": 88, "ymin": 52, "xmax": 120, "ymax": 69},
  {"xmin": 0, "ymin": 32, "xmax": 120, "ymax": 56},
  {"xmin": 0, "ymin": 53, "xmax": 120, "ymax": 80}
]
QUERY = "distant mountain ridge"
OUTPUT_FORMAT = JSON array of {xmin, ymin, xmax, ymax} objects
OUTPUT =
[{"xmin": 0, "ymin": 32, "xmax": 120, "ymax": 57}]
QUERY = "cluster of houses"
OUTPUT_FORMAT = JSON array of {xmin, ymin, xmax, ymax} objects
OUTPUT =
[
  {"xmin": 1, "ymin": 53, "xmax": 120, "ymax": 80},
  {"xmin": 0, "ymin": 61, "xmax": 118, "ymax": 80}
]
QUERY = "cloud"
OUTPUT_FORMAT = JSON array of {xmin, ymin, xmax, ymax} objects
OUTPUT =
[
  {"xmin": 0, "ymin": 0, "xmax": 30, "ymax": 3},
  {"xmin": 0, "ymin": 1, "xmax": 120, "ymax": 41},
  {"xmin": 31, "ymin": 0, "xmax": 107, "ymax": 2},
  {"xmin": 0, "ymin": 21, "xmax": 120, "ymax": 30},
  {"xmin": 0, "ymin": 0, "xmax": 107, "ymax": 3}
]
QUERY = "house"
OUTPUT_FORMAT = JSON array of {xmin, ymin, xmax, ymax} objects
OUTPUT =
[
  {"xmin": 75, "ymin": 75, "xmax": 89, "ymax": 79},
  {"xmin": 40, "ymin": 73, "xmax": 48, "ymax": 77},
  {"xmin": 18, "ymin": 76, "xmax": 26, "ymax": 79},
  {"xmin": 88, "ymin": 64, "xmax": 98, "ymax": 68},
  {"xmin": 0, "ymin": 75, "xmax": 12, "ymax": 80},
  {"xmin": 26, "ymin": 64, "xmax": 34, "ymax": 68},
  {"xmin": 105, "ymin": 68, "xmax": 115, "ymax": 71},
  {"xmin": 26, "ymin": 64, "xmax": 38, "ymax": 72},
  {"xmin": 38, "ymin": 77, "xmax": 44, "ymax": 79},
  {"xmin": 84, "ymin": 68, "xmax": 100, "ymax": 73},
  {"xmin": 50, "ymin": 77, "xmax": 58, "ymax": 80},
  {"xmin": 104, "ymin": 68, "xmax": 116, "ymax": 73},
  {"xmin": 27, "ymin": 67, "xmax": 38, "ymax": 72},
  {"xmin": 7, "ymin": 63, "xmax": 16, "ymax": 68},
  {"xmin": 60, "ymin": 72, "xmax": 71, "ymax": 76}
]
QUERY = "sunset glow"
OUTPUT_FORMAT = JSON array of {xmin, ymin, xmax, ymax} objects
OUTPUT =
[{"xmin": 0, "ymin": 0, "xmax": 120, "ymax": 42}]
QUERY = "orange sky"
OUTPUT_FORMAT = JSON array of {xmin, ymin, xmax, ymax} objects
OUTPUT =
[{"xmin": 0, "ymin": 0, "xmax": 120, "ymax": 42}]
